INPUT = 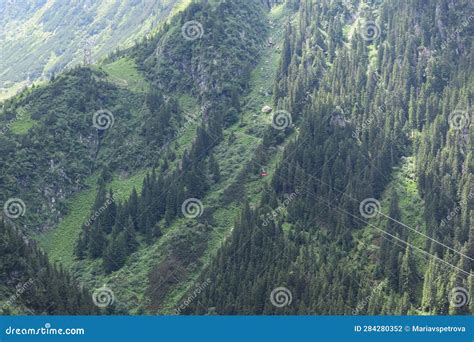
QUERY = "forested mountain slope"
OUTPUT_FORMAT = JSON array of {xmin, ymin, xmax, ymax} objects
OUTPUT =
[
  {"xmin": 0, "ymin": 219, "xmax": 97, "ymax": 315},
  {"xmin": 184, "ymin": 0, "xmax": 474, "ymax": 315},
  {"xmin": 0, "ymin": 0, "xmax": 473, "ymax": 316},
  {"xmin": 0, "ymin": 0, "xmax": 185, "ymax": 99}
]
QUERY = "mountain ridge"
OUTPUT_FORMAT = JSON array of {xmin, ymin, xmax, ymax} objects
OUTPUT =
[{"xmin": 0, "ymin": 0, "xmax": 473, "ymax": 316}]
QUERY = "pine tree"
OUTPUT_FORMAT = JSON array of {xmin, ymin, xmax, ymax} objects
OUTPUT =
[
  {"xmin": 209, "ymin": 153, "xmax": 221, "ymax": 183},
  {"xmin": 88, "ymin": 224, "xmax": 107, "ymax": 259},
  {"xmin": 399, "ymin": 244, "xmax": 417, "ymax": 302},
  {"xmin": 103, "ymin": 231, "xmax": 128, "ymax": 273}
]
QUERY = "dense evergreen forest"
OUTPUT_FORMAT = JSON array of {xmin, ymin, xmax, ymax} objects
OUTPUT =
[
  {"xmin": 0, "ymin": 219, "xmax": 97, "ymax": 315},
  {"xmin": 0, "ymin": 0, "xmax": 472, "ymax": 316}
]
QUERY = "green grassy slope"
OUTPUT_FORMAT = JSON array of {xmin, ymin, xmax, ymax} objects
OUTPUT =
[
  {"xmin": 101, "ymin": 58, "xmax": 148, "ymax": 92},
  {"xmin": 36, "ymin": 55, "xmax": 199, "ymax": 266},
  {"xmin": 37, "ymin": 3, "xmax": 293, "ymax": 314},
  {"xmin": 353, "ymin": 155, "xmax": 427, "ymax": 278}
]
